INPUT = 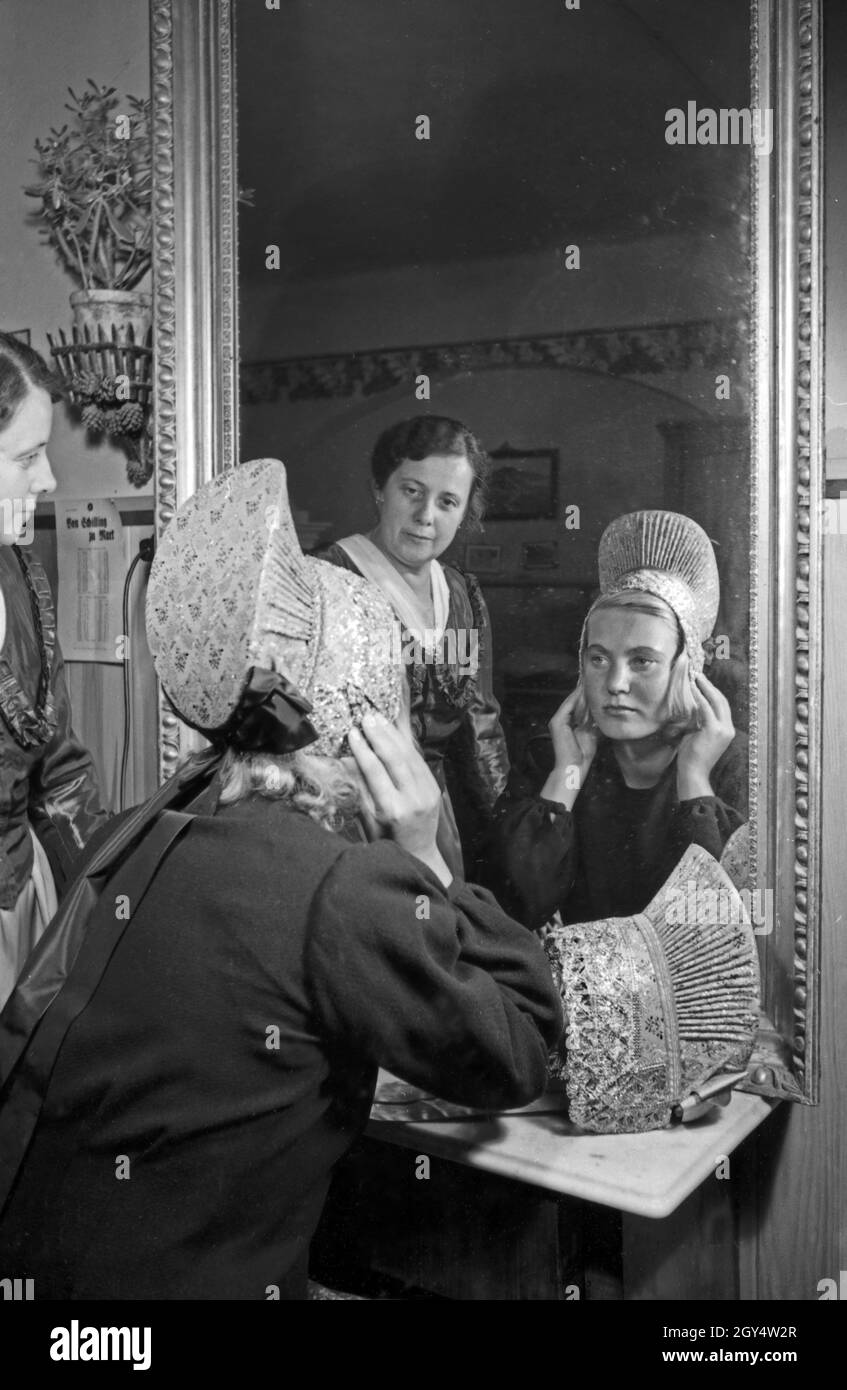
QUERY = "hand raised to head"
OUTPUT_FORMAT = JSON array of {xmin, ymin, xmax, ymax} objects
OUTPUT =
[
  {"xmin": 549, "ymin": 688, "xmax": 598, "ymax": 780},
  {"xmin": 540, "ymin": 688, "xmax": 598, "ymax": 811},
  {"xmin": 348, "ymin": 712, "xmax": 442, "ymax": 866},
  {"xmin": 676, "ymin": 672, "xmax": 735, "ymax": 800}
]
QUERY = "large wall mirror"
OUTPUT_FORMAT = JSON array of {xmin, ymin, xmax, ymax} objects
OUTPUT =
[{"xmin": 150, "ymin": 0, "xmax": 824, "ymax": 1104}]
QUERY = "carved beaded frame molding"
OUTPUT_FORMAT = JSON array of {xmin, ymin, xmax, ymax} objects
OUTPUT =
[
  {"xmin": 150, "ymin": 0, "xmax": 239, "ymax": 779},
  {"xmin": 746, "ymin": 0, "xmax": 823, "ymax": 1105},
  {"xmin": 149, "ymin": 0, "xmax": 823, "ymax": 1102}
]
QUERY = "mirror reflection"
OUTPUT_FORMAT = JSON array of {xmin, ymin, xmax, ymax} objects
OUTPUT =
[{"xmin": 236, "ymin": 0, "xmax": 752, "ymax": 882}]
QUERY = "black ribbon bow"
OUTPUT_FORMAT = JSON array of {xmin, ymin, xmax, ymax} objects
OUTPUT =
[
  {"xmin": 221, "ymin": 667, "xmax": 319, "ymax": 754},
  {"xmin": 165, "ymin": 667, "xmax": 320, "ymax": 755}
]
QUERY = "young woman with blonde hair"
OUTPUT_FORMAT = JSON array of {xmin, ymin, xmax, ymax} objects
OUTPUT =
[{"xmin": 486, "ymin": 511, "xmax": 747, "ymax": 928}]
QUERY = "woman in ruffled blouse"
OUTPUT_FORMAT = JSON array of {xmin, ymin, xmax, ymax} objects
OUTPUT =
[
  {"xmin": 317, "ymin": 415, "xmax": 509, "ymax": 878},
  {"xmin": 0, "ymin": 332, "xmax": 106, "ymax": 1007}
]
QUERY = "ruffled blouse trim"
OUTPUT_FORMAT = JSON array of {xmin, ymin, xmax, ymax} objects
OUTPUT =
[{"xmin": 0, "ymin": 550, "xmax": 57, "ymax": 749}]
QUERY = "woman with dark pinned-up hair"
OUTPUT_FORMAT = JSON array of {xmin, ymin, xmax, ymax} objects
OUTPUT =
[
  {"xmin": 0, "ymin": 332, "xmax": 107, "ymax": 1008},
  {"xmin": 316, "ymin": 414, "xmax": 510, "ymax": 879}
]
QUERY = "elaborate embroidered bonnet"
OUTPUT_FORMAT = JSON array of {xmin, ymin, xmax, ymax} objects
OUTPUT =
[
  {"xmin": 146, "ymin": 459, "xmax": 402, "ymax": 756},
  {"xmin": 584, "ymin": 510, "xmax": 720, "ymax": 676},
  {"xmin": 545, "ymin": 845, "xmax": 759, "ymax": 1133}
]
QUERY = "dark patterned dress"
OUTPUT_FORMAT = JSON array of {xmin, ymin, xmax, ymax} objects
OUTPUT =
[
  {"xmin": 0, "ymin": 546, "xmax": 106, "ymax": 1003},
  {"xmin": 317, "ymin": 544, "xmax": 510, "ymax": 878}
]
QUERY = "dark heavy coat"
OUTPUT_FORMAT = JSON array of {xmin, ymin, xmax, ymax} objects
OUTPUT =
[{"xmin": 0, "ymin": 787, "xmax": 562, "ymax": 1299}]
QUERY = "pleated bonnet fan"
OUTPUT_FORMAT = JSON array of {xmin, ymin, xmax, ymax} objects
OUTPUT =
[
  {"xmin": 586, "ymin": 510, "xmax": 721, "ymax": 675},
  {"xmin": 545, "ymin": 844, "xmax": 760, "ymax": 1133},
  {"xmin": 146, "ymin": 459, "xmax": 402, "ymax": 756}
]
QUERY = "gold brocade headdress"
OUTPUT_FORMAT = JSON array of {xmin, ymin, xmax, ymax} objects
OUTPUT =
[
  {"xmin": 582, "ymin": 510, "xmax": 720, "ymax": 676},
  {"xmin": 146, "ymin": 459, "xmax": 402, "ymax": 757},
  {"xmin": 544, "ymin": 845, "xmax": 760, "ymax": 1134}
]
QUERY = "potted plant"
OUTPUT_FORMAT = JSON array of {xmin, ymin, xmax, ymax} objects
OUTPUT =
[{"xmin": 25, "ymin": 80, "xmax": 152, "ymax": 338}]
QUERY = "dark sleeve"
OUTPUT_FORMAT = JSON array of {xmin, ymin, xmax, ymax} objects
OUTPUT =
[
  {"xmin": 27, "ymin": 641, "xmax": 110, "ymax": 895},
  {"xmin": 446, "ymin": 573, "xmax": 510, "ymax": 817},
  {"xmin": 712, "ymin": 732, "xmax": 749, "ymax": 820},
  {"xmin": 305, "ymin": 839, "xmax": 564, "ymax": 1109},
  {"xmin": 672, "ymin": 733, "xmax": 748, "ymax": 861},
  {"xmin": 311, "ymin": 542, "xmax": 359, "ymax": 572},
  {"xmin": 481, "ymin": 792, "xmax": 578, "ymax": 930}
]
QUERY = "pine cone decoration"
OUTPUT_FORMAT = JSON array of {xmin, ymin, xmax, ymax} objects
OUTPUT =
[
  {"xmin": 126, "ymin": 454, "xmax": 153, "ymax": 488},
  {"xmin": 73, "ymin": 371, "xmax": 101, "ymax": 401},
  {"xmin": 112, "ymin": 402, "xmax": 145, "ymax": 435},
  {"xmin": 95, "ymin": 376, "xmax": 118, "ymax": 405},
  {"xmin": 81, "ymin": 403, "xmax": 106, "ymax": 433}
]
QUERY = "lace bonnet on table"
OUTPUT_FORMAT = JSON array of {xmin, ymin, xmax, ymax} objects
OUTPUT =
[{"xmin": 545, "ymin": 844, "xmax": 760, "ymax": 1134}]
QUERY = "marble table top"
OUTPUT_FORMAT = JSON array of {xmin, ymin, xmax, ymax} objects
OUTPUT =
[{"xmin": 367, "ymin": 1072, "xmax": 777, "ymax": 1218}]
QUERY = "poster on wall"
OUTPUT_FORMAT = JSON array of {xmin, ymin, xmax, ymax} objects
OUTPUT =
[{"xmin": 54, "ymin": 499, "xmax": 126, "ymax": 663}]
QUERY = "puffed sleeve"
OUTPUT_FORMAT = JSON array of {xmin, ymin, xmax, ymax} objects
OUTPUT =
[
  {"xmin": 305, "ymin": 839, "xmax": 563, "ymax": 1109},
  {"xmin": 447, "ymin": 572, "xmax": 510, "ymax": 816},
  {"xmin": 672, "ymin": 733, "xmax": 748, "ymax": 861},
  {"xmin": 27, "ymin": 640, "xmax": 109, "ymax": 894},
  {"xmin": 482, "ymin": 793, "xmax": 578, "ymax": 930}
]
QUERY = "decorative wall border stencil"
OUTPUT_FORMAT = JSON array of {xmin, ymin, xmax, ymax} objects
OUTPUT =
[{"xmin": 240, "ymin": 318, "xmax": 746, "ymax": 405}]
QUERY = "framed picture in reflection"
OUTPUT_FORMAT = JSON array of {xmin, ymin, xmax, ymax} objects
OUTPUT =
[
  {"xmin": 486, "ymin": 446, "xmax": 559, "ymax": 521},
  {"xmin": 464, "ymin": 544, "xmax": 502, "ymax": 575},
  {"xmin": 522, "ymin": 541, "xmax": 559, "ymax": 571}
]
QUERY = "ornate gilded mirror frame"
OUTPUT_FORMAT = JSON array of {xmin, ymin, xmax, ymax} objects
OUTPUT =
[
  {"xmin": 148, "ymin": 0, "xmax": 824, "ymax": 1103},
  {"xmin": 150, "ymin": 0, "xmax": 240, "ymax": 774}
]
